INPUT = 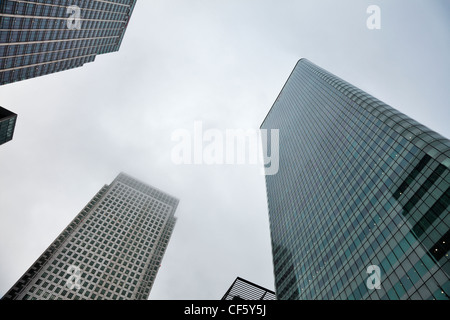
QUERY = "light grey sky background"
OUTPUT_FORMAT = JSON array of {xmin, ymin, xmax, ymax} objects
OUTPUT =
[{"xmin": 0, "ymin": 0, "xmax": 449, "ymax": 300}]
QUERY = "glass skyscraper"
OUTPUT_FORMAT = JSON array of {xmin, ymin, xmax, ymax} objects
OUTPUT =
[
  {"xmin": 2, "ymin": 173, "xmax": 179, "ymax": 300},
  {"xmin": 261, "ymin": 58, "xmax": 450, "ymax": 300},
  {"xmin": 0, "ymin": 0, "xmax": 137, "ymax": 85},
  {"xmin": 0, "ymin": 106, "xmax": 17, "ymax": 145}
]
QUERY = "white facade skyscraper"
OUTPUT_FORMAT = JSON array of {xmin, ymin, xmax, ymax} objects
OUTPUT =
[{"xmin": 2, "ymin": 173, "xmax": 179, "ymax": 300}]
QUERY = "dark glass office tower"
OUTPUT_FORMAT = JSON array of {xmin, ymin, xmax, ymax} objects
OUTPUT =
[
  {"xmin": 0, "ymin": 0, "xmax": 137, "ymax": 85},
  {"xmin": 2, "ymin": 173, "xmax": 179, "ymax": 300},
  {"xmin": 261, "ymin": 59, "xmax": 450, "ymax": 300},
  {"xmin": 0, "ymin": 106, "xmax": 17, "ymax": 145}
]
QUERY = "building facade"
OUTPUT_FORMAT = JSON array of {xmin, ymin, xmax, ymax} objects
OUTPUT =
[
  {"xmin": 0, "ymin": 106, "xmax": 17, "ymax": 145},
  {"xmin": 261, "ymin": 59, "xmax": 450, "ymax": 300},
  {"xmin": 2, "ymin": 173, "xmax": 179, "ymax": 300},
  {"xmin": 0, "ymin": 0, "xmax": 137, "ymax": 85},
  {"xmin": 222, "ymin": 277, "xmax": 276, "ymax": 300}
]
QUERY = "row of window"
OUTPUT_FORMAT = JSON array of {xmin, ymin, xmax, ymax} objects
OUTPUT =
[
  {"xmin": 0, "ymin": 27, "xmax": 125, "ymax": 44},
  {"xmin": 0, "ymin": 35, "xmax": 115, "ymax": 56},
  {"xmin": 0, "ymin": 55, "xmax": 92, "ymax": 84},
  {"xmin": 1, "ymin": 16, "xmax": 125, "ymax": 33},
  {"xmin": 2, "ymin": 1, "xmax": 130, "ymax": 20}
]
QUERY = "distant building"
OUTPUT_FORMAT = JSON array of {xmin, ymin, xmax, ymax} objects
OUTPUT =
[
  {"xmin": 0, "ymin": 106, "xmax": 17, "ymax": 145},
  {"xmin": 2, "ymin": 173, "xmax": 179, "ymax": 300},
  {"xmin": 222, "ymin": 277, "xmax": 276, "ymax": 300},
  {"xmin": 0, "ymin": 0, "xmax": 137, "ymax": 85},
  {"xmin": 261, "ymin": 58, "xmax": 450, "ymax": 300}
]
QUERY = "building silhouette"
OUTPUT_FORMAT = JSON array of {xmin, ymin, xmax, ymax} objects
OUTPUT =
[
  {"xmin": 222, "ymin": 277, "xmax": 276, "ymax": 300},
  {"xmin": 0, "ymin": 0, "xmax": 137, "ymax": 85},
  {"xmin": 261, "ymin": 58, "xmax": 450, "ymax": 300},
  {"xmin": 0, "ymin": 106, "xmax": 17, "ymax": 145},
  {"xmin": 2, "ymin": 173, "xmax": 179, "ymax": 300}
]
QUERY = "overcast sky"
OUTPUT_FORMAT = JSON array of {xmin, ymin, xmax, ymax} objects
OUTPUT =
[{"xmin": 0, "ymin": 0, "xmax": 449, "ymax": 300}]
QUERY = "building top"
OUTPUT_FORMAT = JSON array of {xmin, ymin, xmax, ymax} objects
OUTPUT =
[
  {"xmin": 222, "ymin": 277, "xmax": 276, "ymax": 300},
  {"xmin": 261, "ymin": 59, "xmax": 450, "ymax": 169},
  {"xmin": 115, "ymin": 172, "xmax": 180, "ymax": 208},
  {"xmin": 0, "ymin": 106, "xmax": 17, "ymax": 145},
  {"xmin": 0, "ymin": 106, "xmax": 16, "ymax": 120}
]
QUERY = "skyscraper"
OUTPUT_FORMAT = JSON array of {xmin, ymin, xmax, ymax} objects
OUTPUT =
[
  {"xmin": 0, "ymin": 0, "xmax": 137, "ymax": 85},
  {"xmin": 222, "ymin": 277, "xmax": 276, "ymax": 300},
  {"xmin": 0, "ymin": 106, "xmax": 17, "ymax": 145},
  {"xmin": 261, "ymin": 59, "xmax": 450, "ymax": 300},
  {"xmin": 2, "ymin": 173, "xmax": 179, "ymax": 300}
]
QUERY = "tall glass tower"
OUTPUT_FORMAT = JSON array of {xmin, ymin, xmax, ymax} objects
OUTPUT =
[
  {"xmin": 261, "ymin": 59, "xmax": 450, "ymax": 300},
  {"xmin": 2, "ymin": 173, "xmax": 179, "ymax": 300},
  {"xmin": 0, "ymin": 0, "xmax": 137, "ymax": 85}
]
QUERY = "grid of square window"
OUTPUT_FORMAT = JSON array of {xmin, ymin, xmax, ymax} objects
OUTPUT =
[
  {"xmin": 0, "ymin": 0, "xmax": 136, "ymax": 85},
  {"xmin": 261, "ymin": 59, "xmax": 450, "ymax": 300},
  {"xmin": 5, "ymin": 173, "xmax": 178, "ymax": 300}
]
